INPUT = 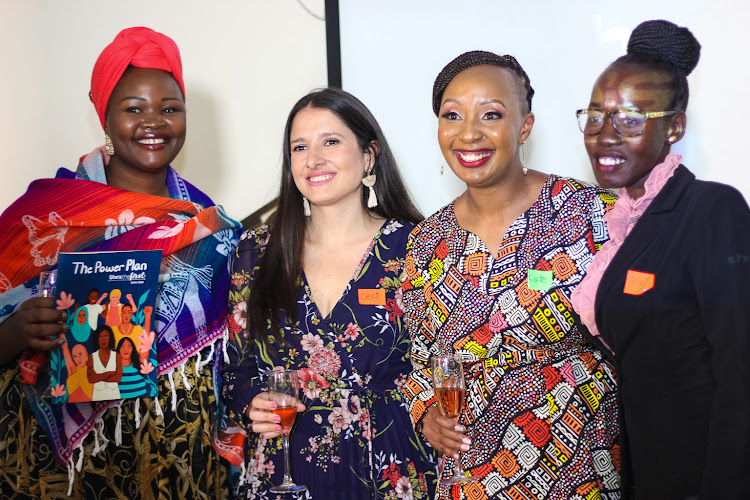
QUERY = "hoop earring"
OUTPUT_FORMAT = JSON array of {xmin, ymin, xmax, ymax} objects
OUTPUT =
[
  {"xmin": 303, "ymin": 197, "xmax": 311, "ymax": 217},
  {"xmin": 362, "ymin": 172, "xmax": 378, "ymax": 209},
  {"xmin": 105, "ymin": 134, "xmax": 115, "ymax": 156}
]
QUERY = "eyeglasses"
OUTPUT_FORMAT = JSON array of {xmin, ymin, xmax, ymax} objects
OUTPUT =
[{"xmin": 575, "ymin": 109, "xmax": 678, "ymax": 137}]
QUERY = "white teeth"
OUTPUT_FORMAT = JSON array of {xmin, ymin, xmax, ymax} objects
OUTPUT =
[
  {"xmin": 598, "ymin": 157, "xmax": 625, "ymax": 166},
  {"xmin": 137, "ymin": 138, "xmax": 166, "ymax": 145},
  {"xmin": 309, "ymin": 174, "xmax": 334, "ymax": 182},
  {"xmin": 456, "ymin": 151, "xmax": 492, "ymax": 162}
]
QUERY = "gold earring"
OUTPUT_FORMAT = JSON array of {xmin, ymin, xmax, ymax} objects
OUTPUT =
[
  {"xmin": 520, "ymin": 142, "xmax": 528, "ymax": 176},
  {"xmin": 105, "ymin": 134, "xmax": 115, "ymax": 156},
  {"xmin": 667, "ymin": 135, "xmax": 677, "ymax": 144}
]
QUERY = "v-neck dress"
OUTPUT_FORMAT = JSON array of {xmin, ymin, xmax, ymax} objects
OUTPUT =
[
  {"xmin": 223, "ymin": 220, "xmax": 437, "ymax": 500},
  {"xmin": 402, "ymin": 176, "xmax": 621, "ymax": 499}
]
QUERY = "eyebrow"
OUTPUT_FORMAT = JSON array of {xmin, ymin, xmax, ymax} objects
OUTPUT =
[
  {"xmin": 442, "ymin": 98, "xmax": 507, "ymax": 108},
  {"xmin": 290, "ymin": 132, "xmax": 343, "ymax": 144},
  {"xmin": 118, "ymin": 96, "xmax": 182, "ymax": 103}
]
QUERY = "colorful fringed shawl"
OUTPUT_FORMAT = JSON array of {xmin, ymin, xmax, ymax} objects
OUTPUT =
[{"xmin": 0, "ymin": 149, "xmax": 241, "ymax": 466}]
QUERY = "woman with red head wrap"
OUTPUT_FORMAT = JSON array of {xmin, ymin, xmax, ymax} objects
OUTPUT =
[{"xmin": 0, "ymin": 27, "xmax": 241, "ymax": 498}]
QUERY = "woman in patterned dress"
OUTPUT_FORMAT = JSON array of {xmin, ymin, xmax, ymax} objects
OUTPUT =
[
  {"xmin": 222, "ymin": 88, "xmax": 437, "ymax": 499},
  {"xmin": 401, "ymin": 51, "xmax": 621, "ymax": 499}
]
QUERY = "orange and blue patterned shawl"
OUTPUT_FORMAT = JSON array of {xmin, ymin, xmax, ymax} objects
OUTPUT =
[{"xmin": 0, "ymin": 149, "xmax": 241, "ymax": 465}]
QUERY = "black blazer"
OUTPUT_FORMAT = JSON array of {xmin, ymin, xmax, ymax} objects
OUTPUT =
[{"xmin": 594, "ymin": 166, "xmax": 750, "ymax": 499}]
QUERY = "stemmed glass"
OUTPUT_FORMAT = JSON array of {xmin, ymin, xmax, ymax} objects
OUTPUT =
[
  {"xmin": 267, "ymin": 369, "xmax": 307, "ymax": 494},
  {"xmin": 431, "ymin": 355, "xmax": 478, "ymax": 485}
]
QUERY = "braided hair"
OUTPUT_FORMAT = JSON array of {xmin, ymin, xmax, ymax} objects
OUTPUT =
[
  {"xmin": 612, "ymin": 20, "xmax": 701, "ymax": 111},
  {"xmin": 432, "ymin": 50, "xmax": 535, "ymax": 116}
]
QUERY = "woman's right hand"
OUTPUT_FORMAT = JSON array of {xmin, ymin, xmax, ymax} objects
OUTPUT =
[
  {"xmin": 421, "ymin": 405, "xmax": 471, "ymax": 459},
  {"xmin": 246, "ymin": 392, "xmax": 307, "ymax": 439},
  {"xmin": 8, "ymin": 298, "xmax": 66, "ymax": 351}
]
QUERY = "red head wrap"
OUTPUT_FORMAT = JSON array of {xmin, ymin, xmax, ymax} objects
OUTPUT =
[{"xmin": 90, "ymin": 27, "xmax": 185, "ymax": 129}]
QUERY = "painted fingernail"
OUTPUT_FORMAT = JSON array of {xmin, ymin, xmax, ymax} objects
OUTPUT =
[
  {"xmin": 59, "ymin": 338, "xmax": 66, "ymax": 344},
  {"xmin": 274, "ymin": 425, "xmax": 281, "ymax": 431},
  {"xmin": 462, "ymin": 437, "xmax": 471, "ymax": 445},
  {"xmin": 454, "ymin": 425, "xmax": 464, "ymax": 432},
  {"xmin": 273, "ymin": 415, "xmax": 280, "ymax": 423},
  {"xmin": 269, "ymin": 403, "xmax": 277, "ymax": 410},
  {"xmin": 460, "ymin": 444, "xmax": 470, "ymax": 451}
]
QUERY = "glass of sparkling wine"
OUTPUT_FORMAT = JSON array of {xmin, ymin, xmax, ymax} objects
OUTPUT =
[
  {"xmin": 39, "ymin": 270, "xmax": 57, "ymax": 298},
  {"xmin": 268, "ymin": 369, "xmax": 307, "ymax": 494},
  {"xmin": 431, "ymin": 355, "xmax": 478, "ymax": 485}
]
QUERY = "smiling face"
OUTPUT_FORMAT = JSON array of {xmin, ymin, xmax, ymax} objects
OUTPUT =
[
  {"xmin": 105, "ymin": 67, "xmax": 186, "ymax": 178},
  {"xmin": 72, "ymin": 344, "xmax": 89, "ymax": 368},
  {"xmin": 118, "ymin": 339, "xmax": 133, "ymax": 362},
  {"xmin": 88, "ymin": 290, "xmax": 99, "ymax": 304},
  {"xmin": 289, "ymin": 106, "xmax": 374, "ymax": 211},
  {"xmin": 438, "ymin": 65, "xmax": 533, "ymax": 188},
  {"xmin": 109, "ymin": 290, "xmax": 121, "ymax": 305},
  {"xmin": 584, "ymin": 64, "xmax": 684, "ymax": 198}
]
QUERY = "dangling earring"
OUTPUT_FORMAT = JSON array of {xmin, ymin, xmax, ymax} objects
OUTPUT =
[
  {"xmin": 303, "ymin": 197, "xmax": 311, "ymax": 217},
  {"xmin": 362, "ymin": 172, "xmax": 378, "ymax": 209},
  {"xmin": 440, "ymin": 164, "xmax": 444, "ymax": 175},
  {"xmin": 520, "ymin": 142, "xmax": 528, "ymax": 176},
  {"xmin": 105, "ymin": 134, "xmax": 115, "ymax": 156}
]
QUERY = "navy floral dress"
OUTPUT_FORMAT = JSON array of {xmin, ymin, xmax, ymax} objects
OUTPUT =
[{"xmin": 223, "ymin": 219, "xmax": 437, "ymax": 500}]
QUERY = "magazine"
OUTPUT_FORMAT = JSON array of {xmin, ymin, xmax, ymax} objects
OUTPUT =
[{"xmin": 47, "ymin": 250, "xmax": 162, "ymax": 403}]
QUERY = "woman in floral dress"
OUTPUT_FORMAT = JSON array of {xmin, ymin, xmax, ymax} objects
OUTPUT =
[
  {"xmin": 401, "ymin": 51, "xmax": 621, "ymax": 499},
  {"xmin": 223, "ymin": 88, "xmax": 437, "ymax": 499}
]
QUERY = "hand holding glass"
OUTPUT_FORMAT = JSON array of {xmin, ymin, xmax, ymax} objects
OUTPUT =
[
  {"xmin": 431, "ymin": 355, "xmax": 478, "ymax": 485},
  {"xmin": 267, "ymin": 369, "xmax": 307, "ymax": 494}
]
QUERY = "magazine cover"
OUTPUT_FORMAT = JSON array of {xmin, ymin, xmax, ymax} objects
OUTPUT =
[{"xmin": 47, "ymin": 250, "xmax": 162, "ymax": 403}]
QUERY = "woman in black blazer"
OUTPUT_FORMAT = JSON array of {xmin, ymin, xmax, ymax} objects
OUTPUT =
[{"xmin": 571, "ymin": 20, "xmax": 750, "ymax": 499}]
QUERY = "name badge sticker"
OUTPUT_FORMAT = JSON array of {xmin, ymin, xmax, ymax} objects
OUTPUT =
[
  {"xmin": 623, "ymin": 270, "xmax": 655, "ymax": 295},
  {"xmin": 528, "ymin": 270, "xmax": 553, "ymax": 291},
  {"xmin": 358, "ymin": 288, "xmax": 386, "ymax": 305}
]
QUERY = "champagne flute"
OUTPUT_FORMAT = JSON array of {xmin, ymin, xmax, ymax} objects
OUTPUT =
[
  {"xmin": 268, "ymin": 369, "xmax": 307, "ymax": 494},
  {"xmin": 431, "ymin": 355, "xmax": 478, "ymax": 485},
  {"xmin": 39, "ymin": 270, "xmax": 57, "ymax": 298}
]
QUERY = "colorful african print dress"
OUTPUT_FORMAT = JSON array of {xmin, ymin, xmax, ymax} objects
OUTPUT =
[
  {"xmin": 402, "ymin": 176, "xmax": 621, "ymax": 500},
  {"xmin": 223, "ymin": 220, "xmax": 437, "ymax": 500}
]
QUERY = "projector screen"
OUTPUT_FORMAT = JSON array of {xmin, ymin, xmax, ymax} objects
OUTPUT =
[{"xmin": 340, "ymin": 0, "xmax": 749, "ymax": 216}]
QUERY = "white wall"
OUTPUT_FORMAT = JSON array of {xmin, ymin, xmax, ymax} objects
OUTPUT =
[
  {"xmin": 0, "ymin": 0, "xmax": 328, "ymax": 221},
  {"xmin": 4, "ymin": 1, "xmax": 749, "ymax": 221},
  {"xmin": 340, "ymin": 0, "xmax": 750, "ymax": 216}
]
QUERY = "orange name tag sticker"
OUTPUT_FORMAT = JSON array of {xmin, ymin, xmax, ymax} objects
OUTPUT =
[
  {"xmin": 623, "ymin": 270, "xmax": 655, "ymax": 295},
  {"xmin": 358, "ymin": 288, "xmax": 386, "ymax": 305}
]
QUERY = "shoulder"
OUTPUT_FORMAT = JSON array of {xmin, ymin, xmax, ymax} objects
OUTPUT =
[
  {"xmin": 233, "ymin": 224, "xmax": 272, "ymax": 271},
  {"xmin": 407, "ymin": 203, "xmax": 454, "ymax": 260},
  {"xmin": 677, "ymin": 176, "xmax": 750, "ymax": 224},
  {"xmin": 545, "ymin": 175, "xmax": 617, "ymax": 212},
  {"xmin": 237, "ymin": 224, "xmax": 272, "ymax": 251}
]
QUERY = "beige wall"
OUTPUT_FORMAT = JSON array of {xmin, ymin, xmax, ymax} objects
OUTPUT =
[{"xmin": 0, "ymin": 0, "xmax": 328, "ymax": 221}]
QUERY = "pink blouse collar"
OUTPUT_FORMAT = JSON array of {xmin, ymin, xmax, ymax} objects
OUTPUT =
[{"xmin": 571, "ymin": 153, "xmax": 682, "ymax": 349}]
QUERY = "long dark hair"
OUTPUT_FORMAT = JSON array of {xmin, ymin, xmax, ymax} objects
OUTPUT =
[
  {"xmin": 246, "ymin": 88, "xmax": 422, "ymax": 353},
  {"xmin": 116, "ymin": 336, "xmax": 143, "ymax": 376}
]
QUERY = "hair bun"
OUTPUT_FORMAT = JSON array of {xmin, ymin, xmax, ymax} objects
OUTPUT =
[{"xmin": 627, "ymin": 20, "xmax": 701, "ymax": 76}]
